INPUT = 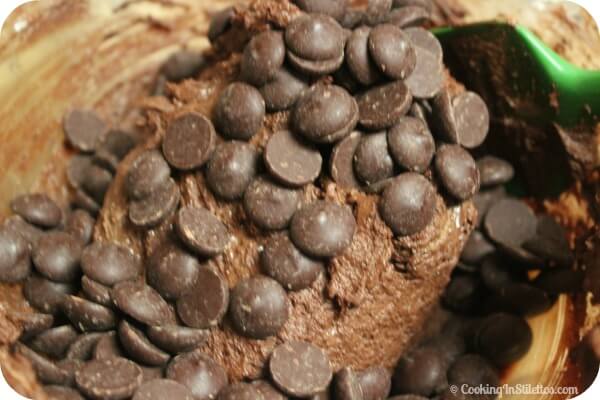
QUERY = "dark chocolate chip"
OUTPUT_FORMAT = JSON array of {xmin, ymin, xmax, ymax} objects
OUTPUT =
[
  {"xmin": 333, "ymin": 63, "xmax": 361, "ymax": 93},
  {"xmin": 460, "ymin": 230, "xmax": 495, "ymax": 265},
  {"xmin": 291, "ymin": 83, "xmax": 358, "ymax": 143},
  {"xmin": 410, "ymin": 100, "xmax": 430, "ymax": 122},
  {"xmin": 472, "ymin": 187, "xmax": 505, "ymax": 228},
  {"xmin": 82, "ymin": 276, "xmax": 113, "ymax": 307},
  {"xmin": 81, "ymin": 242, "xmax": 141, "ymax": 287},
  {"xmin": 386, "ymin": 6, "xmax": 431, "ymax": 28},
  {"xmin": 357, "ymin": 366, "xmax": 392, "ymax": 400},
  {"xmin": 294, "ymin": 0, "xmax": 348, "ymax": 21},
  {"xmin": 166, "ymin": 351, "xmax": 228, "ymax": 400},
  {"xmin": 11, "ymin": 193, "xmax": 62, "ymax": 228},
  {"xmin": 146, "ymin": 325, "xmax": 209, "ymax": 354},
  {"xmin": 214, "ymin": 82, "xmax": 265, "ymax": 140},
  {"xmin": 208, "ymin": 7, "xmax": 234, "ymax": 42},
  {"xmin": 476, "ymin": 156, "xmax": 514, "ymax": 188},
  {"xmin": 340, "ymin": 9, "xmax": 365, "ymax": 29},
  {"xmin": 473, "ymin": 313, "xmax": 532, "ymax": 367},
  {"xmin": 492, "ymin": 282, "xmax": 552, "ymax": 317},
  {"xmin": 175, "ymin": 206, "xmax": 230, "ymax": 257},
  {"xmin": 261, "ymin": 232, "xmax": 324, "ymax": 291},
  {"xmin": 270, "ymin": 341, "xmax": 332, "ymax": 397},
  {"xmin": 229, "ymin": 276, "xmax": 289, "ymax": 339},
  {"xmin": 72, "ymin": 187, "xmax": 101, "ymax": 216},
  {"xmin": 14, "ymin": 312, "xmax": 54, "ymax": 341},
  {"xmin": 480, "ymin": 254, "xmax": 522, "ymax": 291},
  {"xmin": 452, "ymin": 91, "xmax": 490, "ymax": 149},
  {"xmin": 0, "ymin": 226, "xmax": 31, "ymax": 283},
  {"xmin": 523, "ymin": 215, "xmax": 573, "ymax": 266},
  {"xmin": 133, "ymin": 379, "xmax": 194, "ymax": 400},
  {"xmin": 112, "ymin": 280, "xmax": 175, "ymax": 326},
  {"xmin": 285, "ymin": 13, "xmax": 345, "ymax": 61},
  {"xmin": 30, "ymin": 325, "xmax": 79, "ymax": 359},
  {"xmin": 205, "ymin": 141, "xmax": 258, "ymax": 200},
  {"xmin": 353, "ymin": 131, "xmax": 394, "ymax": 185},
  {"xmin": 260, "ymin": 68, "xmax": 308, "ymax": 111},
  {"xmin": 333, "ymin": 367, "xmax": 364, "ymax": 400},
  {"xmin": 176, "ymin": 266, "xmax": 229, "ymax": 329},
  {"xmin": 243, "ymin": 176, "xmax": 301, "ymax": 230},
  {"xmin": 379, "ymin": 173, "xmax": 436, "ymax": 236},
  {"xmin": 64, "ymin": 210, "xmax": 95, "ymax": 245},
  {"xmin": 442, "ymin": 274, "xmax": 483, "ymax": 313},
  {"xmin": 23, "ymin": 274, "xmax": 77, "ymax": 314},
  {"xmin": 345, "ymin": 26, "xmax": 382, "ymax": 86},
  {"xmin": 405, "ymin": 27, "xmax": 442, "ymax": 61},
  {"xmin": 357, "ymin": 81, "xmax": 412, "ymax": 130},
  {"xmin": 290, "ymin": 200, "xmax": 356, "ymax": 258},
  {"xmin": 93, "ymin": 331, "xmax": 124, "ymax": 360},
  {"xmin": 67, "ymin": 156, "xmax": 93, "ymax": 188},
  {"xmin": 392, "ymin": 346, "xmax": 447, "ymax": 397},
  {"xmin": 32, "ymin": 232, "xmax": 82, "ymax": 283},
  {"xmin": 118, "ymin": 320, "xmax": 170, "ymax": 366},
  {"xmin": 66, "ymin": 332, "xmax": 104, "ymax": 360},
  {"xmin": 287, "ymin": 49, "xmax": 345, "ymax": 76},
  {"xmin": 161, "ymin": 51, "xmax": 206, "ymax": 82},
  {"xmin": 265, "ymin": 130, "xmax": 323, "ymax": 187},
  {"xmin": 368, "ymin": 24, "xmax": 416, "ymax": 80},
  {"xmin": 44, "ymin": 385, "xmax": 85, "ymax": 400},
  {"xmin": 81, "ymin": 164, "xmax": 113, "ymax": 204},
  {"xmin": 533, "ymin": 268, "xmax": 583, "ymax": 294},
  {"xmin": 434, "ymin": 144, "xmax": 480, "ymax": 201},
  {"xmin": 241, "ymin": 30, "xmax": 286, "ymax": 86},
  {"xmin": 219, "ymin": 382, "xmax": 266, "ymax": 400},
  {"xmin": 388, "ymin": 116, "xmax": 435, "ymax": 173},
  {"xmin": 252, "ymin": 380, "xmax": 288, "ymax": 400},
  {"xmin": 62, "ymin": 295, "xmax": 117, "ymax": 332},
  {"xmin": 75, "ymin": 357, "xmax": 143, "ymax": 400},
  {"xmin": 3, "ymin": 215, "xmax": 43, "ymax": 247},
  {"xmin": 163, "ymin": 113, "xmax": 216, "ymax": 170},
  {"xmin": 365, "ymin": 0, "xmax": 393, "ymax": 25},
  {"xmin": 330, "ymin": 130, "xmax": 363, "ymax": 189},
  {"xmin": 447, "ymin": 354, "xmax": 499, "ymax": 400},
  {"xmin": 404, "ymin": 29, "xmax": 444, "ymax": 99},
  {"xmin": 147, "ymin": 244, "xmax": 200, "ymax": 301},
  {"xmin": 93, "ymin": 130, "xmax": 137, "ymax": 172},
  {"xmin": 15, "ymin": 343, "xmax": 70, "ymax": 385},
  {"xmin": 128, "ymin": 177, "xmax": 181, "ymax": 228},
  {"xmin": 126, "ymin": 150, "xmax": 171, "ymax": 200},
  {"xmin": 63, "ymin": 109, "xmax": 108, "ymax": 152},
  {"xmin": 431, "ymin": 88, "xmax": 458, "ymax": 143},
  {"xmin": 484, "ymin": 198, "xmax": 537, "ymax": 249}
]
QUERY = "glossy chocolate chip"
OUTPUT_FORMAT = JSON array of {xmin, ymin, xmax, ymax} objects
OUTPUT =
[
  {"xmin": 260, "ymin": 68, "xmax": 308, "ymax": 111},
  {"xmin": 64, "ymin": 210, "xmax": 94, "ymax": 245},
  {"xmin": 214, "ymin": 82, "xmax": 265, "ymax": 140},
  {"xmin": 81, "ymin": 242, "xmax": 140, "ymax": 287},
  {"xmin": 23, "ymin": 274, "xmax": 77, "ymax": 314},
  {"xmin": 340, "ymin": 9, "xmax": 365, "ymax": 29},
  {"xmin": 292, "ymin": 83, "xmax": 358, "ymax": 143},
  {"xmin": 75, "ymin": 357, "xmax": 143, "ymax": 400},
  {"xmin": 163, "ymin": 113, "xmax": 216, "ymax": 170},
  {"xmin": 270, "ymin": 341, "xmax": 332, "ymax": 397},
  {"xmin": 11, "ymin": 193, "xmax": 62, "ymax": 228},
  {"xmin": 15, "ymin": 343, "xmax": 70, "ymax": 385},
  {"xmin": 126, "ymin": 150, "xmax": 171, "ymax": 200},
  {"xmin": 241, "ymin": 30, "xmax": 286, "ymax": 86},
  {"xmin": 33, "ymin": 232, "xmax": 82, "ymax": 283},
  {"xmin": 473, "ymin": 186, "xmax": 505, "ymax": 228},
  {"xmin": 442, "ymin": 274, "xmax": 484, "ymax": 313},
  {"xmin": 386, "ymin": 6, "xmax": 431, "ymax": 28},
  {"xmin": 252, "ymin": 380, "xmax": 288, "ymax": 400},
  {"xmin": 261, "ymin": 232, "xmax": 323, "ymax": 291},
  {"xmin": 66, "ymin": 332, "xmax": 104, "ymax": 360},
  {"xmin": 82, "ymin": 276, "xmax": 113, "ymax": 307},
  {"xmin": 404, "ymin": 29, "xmax": 444, "ymax": 99},
  {"xmin": 294, "ymin": 0, "xmax": 348, "ymax": 21},
  {"xmin": 133, "ymin": 379, "xmax": 195, "ymax": 400},
  {"xmin": 112, "ymin": 280, "xmax": 175, "ymax": 326},
  {"xmin": 229, "ymin": 276, "xmax": 289, "ymax": 339},
  {"xmin": 379, "ymin": 173, "xmax": 436, "ymax": 236},
  {"xmin": 368, "ymin": 24, "xmax": 416, "ymax": 80},
  {"xmin": 175, "ymin": 207, "xmax": 229, "ymax": 257},
  {"xmin": 334, "ymin": 367, "xmax": 363, "ymax": 400},
  {"xmin": 364, "ymin": 0, "xmax": 393, "ymax": 25},
  {"xmin": 392, "ymin": 346, "xmax": 447, "ymax": 397},
  {"xmin": 353, "ymin": 131, "xmax": 394, "ymax": 185},
  {"xmin": 147, "ymin": 245, "xmax": 200, "ymax": 301},
  {"xmin": 0, "ymin": 226, "xmax": 31, "ymax": 283},
  {"xmin": 161, "ymin": 51, "xmax": 206, "ymax": 82},
  {"xmin": 435, "ymin": 144, "xmax": 480, "ymax": 201},
  {"xmin": 206, "ymin": 141, "xmax": 258, "ymax": 200},
  {"xmin": 166, "ymin": 351, "xmax": 228, "ymax": 400},
  {"xmin": 357, "ymin": 366, "xmax": 392, "ymax": 400},
  {"xmin": 473, "ymin": 313, "xmax": 532, "ymax": 367},
  {"xmin": 118, "ymin": 320, "xmax": 170, "ymax": 366},
  {"xmin": 147, "ymin": 325, "xmax": 209, "ymax": 354},
  {"xmin": 93, "ymin": 331, "xmax": 124, "ymax": 360},
  {"xmin": 265, "ymin": 130, "xmax": 323, "ymax": 187},
  {"xmin": 523, "ymin": 215, "xmax": 573, "ymax": 266},
  {"xmin": 476, "ymin": 156, "xmax": 514, "ymax": 188},
  {"xmin": 81, "ymin": 164, "xmax": 113, "ymax": 203},
  {"xmin": 62, "ymin": 295, "xmax": 117, "ymax": 332},
  {"xmin": 285, "ymin": 13, "xmax": 345, "ymax": 61},
  {"xmin": 357, "ymin": 81, "xmax": 412, "ymax": 130},
  {"xmin": 288, "ymin": 49, "xmax": 345, "ymax": 76},
  {"xmin": 447, "ymin": 354, "xmax": 499, "ymax": 400},
  {"xmin": 208, "ymin": 6, "xmax": 234, "ymax": 42},
  {"xmin": 388, "ymin": 117, "xmax": 435, "ymax": 173},
  {"xmin": 93, "ymin": 130, "xmax": 137, "ymax": 172},
  {"xmin": 176, "ymin": 266, "xmax": 229, "ymax": 329},
  {"xmin": 44, "ymin": 385, "xmax": 85, "ymax": 400},
  {"xmin": 460, "ymin": 230, "xmax": 495, "ymax": 266},
  {"xmin": 3, "ymin": 215, "xmax": 43, "ymax": 247},
  {"xmin": 484, "ymin": 198, "xmax": 537, "ymax": 249},
  {"xmin": 453, "ymin": 91, "xmax": 490, "ymax": 149},
  {"xmin": 244, "ymin": 176, "xmax": 301, "ymax": 230},
  {"xmin": 346, "ymin": 26, "xmax": 382, "ymax": 86},
  {"xmin": 330, "ymin": 131, "xmax": 362, "ymax": 189},
  {"xmin": 30, "ymin": 325, "xmax": 79, "ymax": 359},
  {"xmin": 129, "ymin": 177, "xmax": 181, "ymax": 228},
  {"xmin": 15, "ymin": 312, "xmax": 54, "ymax": 341},
  {"xmin": 63, "ymin": 109, "xmax": 108, "ymax": 152},
  {"xmin": 219, "ymin": 382, "xmax": 265, "ymax": 400},
  {"xmin": 290, "ymin": 201, "xmax": 356, "ymax": 258}
]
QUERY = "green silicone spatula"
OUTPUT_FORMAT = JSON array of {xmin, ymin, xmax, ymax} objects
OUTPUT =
[{"xmin": 432, "ymin": 22, "xmax": 600, "ymax": 127}]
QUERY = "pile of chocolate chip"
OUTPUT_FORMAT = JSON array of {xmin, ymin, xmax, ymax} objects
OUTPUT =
[{"xmin": 0, "ymin": 0, "xmax": 581, "ymax": 399}]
